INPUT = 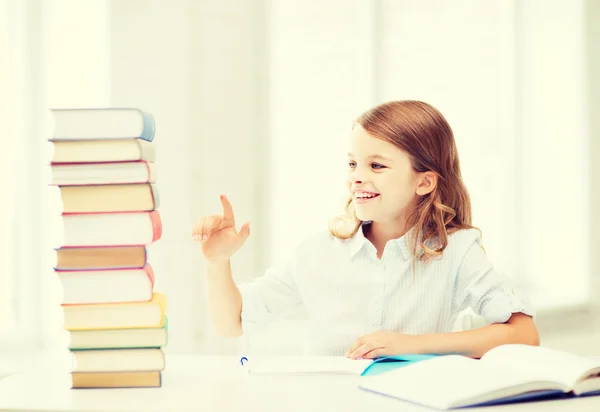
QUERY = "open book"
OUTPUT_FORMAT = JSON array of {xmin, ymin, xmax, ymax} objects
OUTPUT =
[{"xmin": 359, "ymin": 344, "xmax": 600, "ymax": 410}]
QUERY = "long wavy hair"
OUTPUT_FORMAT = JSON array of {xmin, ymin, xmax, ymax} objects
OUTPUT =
[{"xmin": 329, "ymin": 100, "xmax": 478, "ymax": 262}]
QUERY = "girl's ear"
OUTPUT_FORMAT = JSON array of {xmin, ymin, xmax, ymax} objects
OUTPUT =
[{"xmin": 416, "ymin": 171, "xmax": 438, "ymax": 196}]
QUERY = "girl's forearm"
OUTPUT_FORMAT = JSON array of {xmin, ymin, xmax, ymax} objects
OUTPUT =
[
  {"xmin": 205, "ymin": 260, "xmax": 243, "ymax": 337},
  {"xmin": 415, "ymin": 313, "xmax": 540, "ymax": 358}
]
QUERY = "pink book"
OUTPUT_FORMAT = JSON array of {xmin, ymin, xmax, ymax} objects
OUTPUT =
[
  {"xmin": 50, "ymin": 160, "xmax": 156, "ymax": 186},
  {"xmin": 57, "ymin": 263, "xmax": 155, "ymax": 305}
]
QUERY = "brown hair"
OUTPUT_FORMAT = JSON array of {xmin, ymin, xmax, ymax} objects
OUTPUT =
[{"xmin": 329, "ymin": 100, "xmax": 478, "ymax": 262}]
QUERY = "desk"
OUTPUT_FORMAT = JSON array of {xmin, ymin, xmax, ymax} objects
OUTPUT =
[{"xmin": 0, "ymin": 355, "xmax": 600, "ymax": 412}]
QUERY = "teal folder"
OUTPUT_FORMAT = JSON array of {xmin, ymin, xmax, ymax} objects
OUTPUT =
[{"xmin": 360, "ymin": 354, "xmax": 440, "ymax": 376}]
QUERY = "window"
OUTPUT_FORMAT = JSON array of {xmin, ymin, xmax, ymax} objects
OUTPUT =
[{"xmin": 267, "ymin": 0, "xmax": 590, "ymax": 312}]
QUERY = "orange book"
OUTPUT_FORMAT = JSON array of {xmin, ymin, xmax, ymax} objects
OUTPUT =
[
  {"xmin": 54, "ymin": 245, "xmax": 147, "ymax": 271},
  {"xmin": 59, "ymin": 184, "xmax": 159, "ymax": 213},
  {"xmin": 72, "ymin": 371, "xmax": 162, "ymax": 389}
]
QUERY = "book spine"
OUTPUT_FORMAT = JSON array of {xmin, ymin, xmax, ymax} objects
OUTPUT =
[
  {"xmin": 150, "ymin": 184, "xmax": 160, "ymax": 209},
  {"xmin": 139, "ymin": 110, "xmax": 155, "ymax": 142},
  {"xmin": 147, "ymin": 162, "xmax": 157, "ymax": 184},
  {"xmin": 149, "ymin": 210, "xmax": 162, "ymax": 243},
  {"xmin": 145, "ymin": 263, "xmax": 155, "ymax": 288},
  {"xmin": 136, "ymin": 139, "xmax": 157, "ymax": 162}
]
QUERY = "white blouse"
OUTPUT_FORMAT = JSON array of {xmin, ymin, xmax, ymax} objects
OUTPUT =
[{"xmin": 237, "ymin": 224, "xmax": 534, "ymax": 355}]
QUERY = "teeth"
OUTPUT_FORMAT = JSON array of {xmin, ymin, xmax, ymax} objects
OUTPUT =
[{"xmin": 357, "ymin": 193, "xmax": 377, "ymax": 198}]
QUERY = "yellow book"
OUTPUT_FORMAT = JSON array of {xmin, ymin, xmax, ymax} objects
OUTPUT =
[{"xmin": 63, "ymin": 292, "xmax": 167, "ymax": 331}]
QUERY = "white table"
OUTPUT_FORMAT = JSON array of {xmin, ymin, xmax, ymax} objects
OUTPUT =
[{"xmin": 0, "ymin": 354, "xmax": 600, "ymax": 412}]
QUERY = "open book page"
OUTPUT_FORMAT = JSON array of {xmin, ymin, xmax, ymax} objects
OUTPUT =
[
  {"xmin": 480, "ymin": 344, "xmax": 600, "ymax": 390},
  {"xmin": 359, "ymin": 355, "xmax": 565, "ymax": 410},
  {"xmin": 248, "ymin": 356, "xmax": 372, "ymax": 375}
]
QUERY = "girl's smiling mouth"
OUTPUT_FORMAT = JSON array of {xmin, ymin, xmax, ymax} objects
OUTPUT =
[{"xmin": 354, "ymin": 191, "xmax": 380, "ymax": 204}]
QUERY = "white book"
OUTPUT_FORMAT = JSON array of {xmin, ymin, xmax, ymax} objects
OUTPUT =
[
  {"xmin": 50, "ymin": 138, "xmax": 156, "ymax": 163},
  {"xmin": 246, "ymin": 356, "xmax": 372, "ymax": 376},
  {"xmin": 50, "ymin": 108, "xmax": 155, "ymax": 141},
  {"xmin": 71, "ymin": 348, "xmax": 165, "ymax": 373},
  {"xmin": 50, "ymin": 161, "xmax": 156, "ymax": 186},
  {"xmin": 359, "ymin": 344, "xmax": 600, "ymax": 410}
]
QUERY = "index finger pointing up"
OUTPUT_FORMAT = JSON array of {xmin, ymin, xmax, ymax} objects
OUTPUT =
[{"xmin": 220, "ymin": 194, "xmax": 235, "ymax": 222}]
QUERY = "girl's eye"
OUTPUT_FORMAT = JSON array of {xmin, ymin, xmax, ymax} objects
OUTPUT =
[
  {"xmin": 348, "ymin": 161, "xmax": 356, "ymax": 168},
  {"xmin": 371, "ymin": 163, "xmax": 385, "ymax": 169}
]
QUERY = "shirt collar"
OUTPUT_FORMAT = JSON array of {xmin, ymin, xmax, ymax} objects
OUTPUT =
[{"xmin": 347, "ymin": 221, "xmax": 413, "ymax": 260}]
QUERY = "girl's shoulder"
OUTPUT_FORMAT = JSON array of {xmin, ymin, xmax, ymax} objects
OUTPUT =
[
  {"xmin": 289, "ymin": 230, "xmax": 336, "ymax": 258},
  {"xmin": 268, "ymin": 230, "xmax": 340, "ymax": 272},
  {"xmin": 445, "ymin": 227, "xmax": 483, "ymax": 256},
  {"xmin": 290, "ymin": 229, "xmax": 353, "ymax": 261}
]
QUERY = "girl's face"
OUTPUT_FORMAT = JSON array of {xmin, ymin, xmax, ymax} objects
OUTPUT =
[{"xmin": 347, "ymin": 125, "xmax": 419, "ymax": 224}]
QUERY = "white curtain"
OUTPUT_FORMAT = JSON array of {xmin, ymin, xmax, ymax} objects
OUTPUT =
[
  {"xmin": 0, "ymin": 0, "xmax": 45, "ymax": 351},
  {"xmin": 0, "ymin": 0, "xmax": 18, "ymax": 338}
]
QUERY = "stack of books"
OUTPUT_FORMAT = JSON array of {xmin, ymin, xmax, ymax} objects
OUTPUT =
[{"xmin": 49, "ymin": 108, "xmax": 167, "ymax": 389}]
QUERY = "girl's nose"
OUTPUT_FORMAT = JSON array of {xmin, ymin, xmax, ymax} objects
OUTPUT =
[{"xmin": 350, "ymin": 168, "xmax": 364, "ymax": 184}]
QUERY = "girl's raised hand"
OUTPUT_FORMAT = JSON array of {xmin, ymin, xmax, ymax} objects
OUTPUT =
[{"xmin": 192, "ymin": 195, "xmax": 250, "ymax": 263}]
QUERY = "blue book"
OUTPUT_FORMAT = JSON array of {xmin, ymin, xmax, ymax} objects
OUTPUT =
[
  {"xmin": 359, "ymin": 344, "xmax": 600, "ymax": 409},
  {"xmin": 49, "ymin": 108, "xmax": 155, "ymax": 142}
]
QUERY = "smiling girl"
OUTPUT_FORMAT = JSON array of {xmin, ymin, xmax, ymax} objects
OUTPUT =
[{"xmin": 193, "ymin": 100, "xmax": 539, "ymax": 359}]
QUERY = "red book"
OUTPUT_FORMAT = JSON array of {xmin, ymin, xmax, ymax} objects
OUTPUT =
[{"xmin": 59, "ymin": 210, "xmax": 162, "ymax": 247}]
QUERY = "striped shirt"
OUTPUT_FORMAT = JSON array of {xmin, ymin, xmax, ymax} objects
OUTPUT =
[{"xmin": 238, "ymin": 224, "xmax": 534, "ymax": 355}]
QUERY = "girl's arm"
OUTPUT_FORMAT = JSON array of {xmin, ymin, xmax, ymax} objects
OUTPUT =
[
  {"xmin": 415, "ymin": 312, "xmax": 539, "ymax": 358},
  {"xmin": 205, "ymin": 260, "xmax": 243, "ymax": 337},
  {"xmin": 347, "ymin": 312, "xmax": 539, "ymax": 359},
  {"xmin": 348, "ymin": 230, "xmax": 540, "ymax": 360}
]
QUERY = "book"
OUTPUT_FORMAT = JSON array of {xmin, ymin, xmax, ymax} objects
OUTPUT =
[
  {"xmin": 71, "ymin": 371, "xmax": 162, "ymax": 389},
  {"xmin": 54, "ymin": 245, "xmax": 147, "ymax": 270},
  {"xmin": 59, "ymin": 184, "xmax": 159, "ymax": 213},
  {"xmin": 71, "ymin": 348, "xmax": 165, "ymax": 373},
  {"xmin": 246, "ymin": 354, "xmax": 437, "ymax": 376},
  {"xmin": 51, "ymin": 161, "xmax": 156, "ymax": 186},
  {"xmin": 69, "ymin": 317, "xmax": 168, "ymax": 350},
  {"xmin": 359, "ymin": 344, "xmax": 600, "ymax": 410},
  {"xmin": 57, "ymin": 263, "xmax": 155, "ymax": 305},
  {"xmin": 248, "ymin": 357, "xmax": 372, "ymax": 375},
  {"xmin": 63, "ymin": 292, "xmax": 167, "ymax": 330},
  {"xmin": 50, "ymin": 108, "xmax": 155, "ymax": 142},
  {"xmin": 59, "ymin": 210, "xmax": 162, "ymax": 247},
  {"xmin": 50, "ymin": 138, "xmax": 156, "ymax": 163}
]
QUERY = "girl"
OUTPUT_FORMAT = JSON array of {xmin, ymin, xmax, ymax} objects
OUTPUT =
[{"xmin": 192, "ymin": 100, "xmax": 539, "ymax": 359}]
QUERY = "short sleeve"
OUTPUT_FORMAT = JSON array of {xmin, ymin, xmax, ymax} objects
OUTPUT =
[
  {"xmin": 452, "ymin": 234, "xmax": 535, "ymax": 324},
  {"xmin": 237, "ymin": 244, "xmax": 305, "ymax": 336}
]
